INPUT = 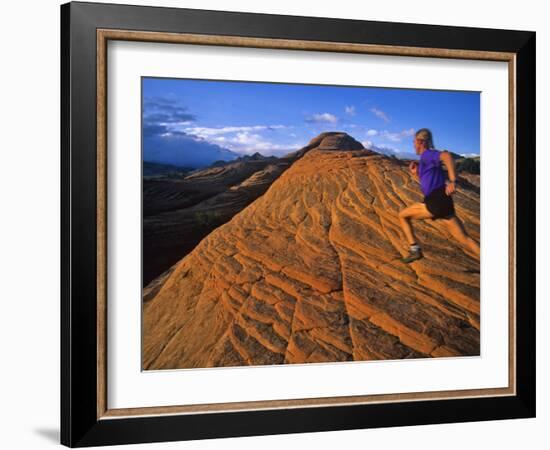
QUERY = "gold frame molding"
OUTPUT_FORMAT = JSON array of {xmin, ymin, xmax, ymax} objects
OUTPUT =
[{"xmin": 96, "ymin": 29, "xmax": 516, "ymax": 420}]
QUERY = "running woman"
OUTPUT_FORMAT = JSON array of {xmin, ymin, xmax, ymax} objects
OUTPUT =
[{"xmin": 398, "ymin": 128, "xmax": 480, "ymax": 263}]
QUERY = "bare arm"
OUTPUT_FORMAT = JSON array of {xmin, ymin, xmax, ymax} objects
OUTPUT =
[
  {"xmin": 440, "ymin": 150, "xmax": 457, "ymax": 195},
  {"xmin": 408, "ymin": 161, "xmax": 419, "ymax": 181}
]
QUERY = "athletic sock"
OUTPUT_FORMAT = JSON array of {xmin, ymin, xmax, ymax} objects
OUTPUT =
[{"xmin": 409, "ymin": 243, "xmax": 421, "ymax": 252}]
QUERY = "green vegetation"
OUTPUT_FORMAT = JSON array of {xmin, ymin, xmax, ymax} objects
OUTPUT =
[{"xmin": 456, "ymin": 157, "xmax": 480, "ymax": 175}]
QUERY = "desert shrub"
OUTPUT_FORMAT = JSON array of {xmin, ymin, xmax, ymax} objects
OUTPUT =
[{"xmin": 457, "ymin": 158, "xmax": 480, "ymax": 175}]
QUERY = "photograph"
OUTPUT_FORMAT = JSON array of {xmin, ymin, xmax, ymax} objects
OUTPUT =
[
  {"xmin": 56, "ymin": 1, "xmax": 536, "ymax": 446},
  {"xmin": 141, "ymin": 78, "xmax": 481, "ymax": 370}
]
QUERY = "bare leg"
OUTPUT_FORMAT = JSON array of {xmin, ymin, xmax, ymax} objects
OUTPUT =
[
  {"xmin": 442, "ymin": 215, "xmax": 480, "ymax": 259},
  {"xmin": 398, "ymin": 203, "xmax": 434, "ymax": 245}
]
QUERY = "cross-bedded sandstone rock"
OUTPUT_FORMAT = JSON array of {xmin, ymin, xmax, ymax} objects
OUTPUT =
[{"xmin": 143, "ymin": 132, "xmax": 480, "ymax": 369}]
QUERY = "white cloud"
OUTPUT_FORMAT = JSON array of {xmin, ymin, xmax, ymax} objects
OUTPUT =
[
  {"xmin": 305, "ymin": 112, "xmax": 338, "ymax": 124},
  {"xmin": 345, "ymin": 105, "xmax": 356, "ymax": 116},
  {"xmin": 362, "ymin": 140, "xmax": 374, "ymax": 149},
  {"xmin": 179, "ymin": 124, "xmax": 301, "ymax": 156},
  {"xmin": 362, "ymin": 141, "xmax": 409, "ymax": 158},
  {"xmin": 234, "ymin": 132, "xmax": 263, "ymax": 145},
  {"xmin": 364, "ymin": 127, "xmax": 414, "ymax": 142},
  {"xmin": 379, "ymin": 128, "xmax": 415, "ymax": 142},
  {"xmin": 183, "ymin": 125, "xmax": 285, "ymax": 138},
  {"xmin": 209, "ymin": 130, "xmax": 300, "ymax": 156},
  {"xmin": 370, "ymin": 107, "xmax": 390, "ymax": 123}
]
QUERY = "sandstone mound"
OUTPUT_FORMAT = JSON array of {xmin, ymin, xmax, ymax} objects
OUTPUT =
[
  {"xmin": 315, "ymin": 132, "xmax": 364, "ymax": 151},
  {"xmin": 143, "ymin": 133, "xmax": 480, "ymax": 369}
]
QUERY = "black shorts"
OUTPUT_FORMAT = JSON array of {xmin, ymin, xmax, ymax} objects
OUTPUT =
[{"xmin": 424, "ymin": 186, "xmax": 455, "ymax": 220}]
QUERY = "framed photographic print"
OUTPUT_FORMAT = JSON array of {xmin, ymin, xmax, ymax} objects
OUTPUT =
[{"xmin": 60, "ymin": 1, "xmax": 536, "ymax": 447}]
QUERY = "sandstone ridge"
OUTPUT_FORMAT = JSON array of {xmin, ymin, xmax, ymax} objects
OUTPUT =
[{"xmin": 143, "ymin": 132, "xmax": 480, "ymax": 369}]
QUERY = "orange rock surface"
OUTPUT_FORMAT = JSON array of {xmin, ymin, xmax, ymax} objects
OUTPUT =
[{"xmin": 143, "ymin": 132, "xmax": 480, "ymax": 369}]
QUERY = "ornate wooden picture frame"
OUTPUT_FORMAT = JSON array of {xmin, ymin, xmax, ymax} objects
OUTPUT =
[{"xmin": 61, "ymin": 2, "xmax": 535, "ymax": 447}]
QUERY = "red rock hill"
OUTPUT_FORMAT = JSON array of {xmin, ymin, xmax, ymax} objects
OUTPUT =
[{"xmin": 143, "ymin": 132, "xmax": 480, "ymax": 369}]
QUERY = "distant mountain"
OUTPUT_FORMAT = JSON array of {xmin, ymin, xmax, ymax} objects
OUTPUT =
[
  {"xmin": 455, "ymin": 156, "xmax": 480, "ymax": 175},
  {"xmin": 189, "ymin": 152, "xmax": 278, "ymax": 171},
  {"xmin": 209, "ymin": 160, "xmax": 232, "ymax": 168},
  {"xmin": 379, "ymin": 148, "xmax": 480, "ymax": 176},
  {"xmin": 143, "ymin": 161, "xmax": 193, "ymax": 178},
  {"xmin": 448, "ymin": 151, "xmax": 463, "ymax": 160},
  {"xmin": 143, "ymin": 132, "xmax": 480, "ymax": 369},
  {"xmin": 236, "ymin": 151, "xmax": 277, "ymax": 162},
  {"xmin": 362, "ymin": 142, "xmax": 417, "ymax": 161}
]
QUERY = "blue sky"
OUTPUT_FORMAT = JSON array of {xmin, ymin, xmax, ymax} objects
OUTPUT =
[{"xmin": 142, "ymin": 77, "xmax": 480, "ymax": 167}]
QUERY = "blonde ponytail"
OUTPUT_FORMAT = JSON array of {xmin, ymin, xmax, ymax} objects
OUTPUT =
[{"xmin": 415, "ymin": 128, "xmax": 434, "ymax": 149}]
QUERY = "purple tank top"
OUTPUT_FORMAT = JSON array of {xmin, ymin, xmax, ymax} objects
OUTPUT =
[{"xmin": 418, "ymin": 148, "xmax": 445, "ymax": 197}]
